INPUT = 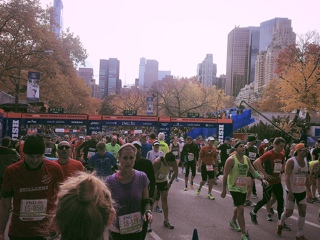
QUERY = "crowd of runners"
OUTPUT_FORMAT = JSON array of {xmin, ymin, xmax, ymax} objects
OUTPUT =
[{"xmin": 0, "ymin": 131, "xmax": 320, "ymax": 239}]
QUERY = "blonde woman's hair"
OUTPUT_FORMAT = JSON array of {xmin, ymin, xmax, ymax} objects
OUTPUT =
[
  {"xmin": 117, "ymin": 143, "xmax": 137, "ymax": 158},
  {"xmin": 54, "ymin": 172, "xmax": 113, "ymax": 240}
]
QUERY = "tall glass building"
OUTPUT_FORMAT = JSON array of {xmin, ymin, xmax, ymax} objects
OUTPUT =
[{"xmin": 99, "ymin": 58, "xmax": 120, "ymax": 98}]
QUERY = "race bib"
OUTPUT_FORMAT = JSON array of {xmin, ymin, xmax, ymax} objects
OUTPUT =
[
  {"xmin": 227, "ymin": 149, "xmax": 231, "ymax": 155},
  {"xmin": 274, "ymin": 163, "xmax": 282, "ymax": 173},
  {"xmin": 172, "ymin": 151, "xmax": 178, "ymax": 156},
  {"xmin": 45, "ymin": 148, "xmax": 52, "ymax": 154},
  {"xmin": 248, "ymin": 152, "xmax": 256, "ymax": 161},
  {"xmin": 188, "ymin": 153, "xmax": 194, "ymax": 161},
  {"xmin": 235, "ymin": 177, "xmax": 247, "ymax": 187},
  {"xmin": 119, "ymin": 212, "xmax": 142, "ymax": 235},
  {"xmin": 87, "ymin": 151, "xmax": 95, "ymax": 159},
  {"xmin": 206, "ymin": 165, "xmax": 214, "ymax": 171},
  {"xmin": 157, "ymin": 173, "xmax": 166, "ymax": 180},
  {"xmin": 20, "ymin": 199, "xmax": 47, "ymax": 221},
  {"xmin": 294, "ymin": 177, "xmax": 306, "ymax": 186}
]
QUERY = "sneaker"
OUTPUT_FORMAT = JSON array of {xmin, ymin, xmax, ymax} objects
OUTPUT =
[
  {"xmin": 190, "ymin": 183, "xmax": 194, "ymax": 189},
  {"xmin": 307, "ymin": 198, "xmax": 314, "ymax": 203},
  {"xmin": 295, "ymin": 235, "xmax": 308, "ymax": 240},
  {"xmin": 267, "ymin": 213, "xmax": 272, "ymax": 221},
  {"xmin": 154, "ymin": 206, "xmax": 163, "ymax": 213},
  {"xmin": 276, "ymin": 223, "xmax": 284, "ymax": 236},
  {"xmin": 196, "ymin": 188, "xmax": 201, "ymax": 195},
  {"xmin": 252, "ymin": 194, "xmax": 257, "ymax": 199},
  {"xmin": 270, "ymin": 207, "xmax": 274, "ymax": 215},
  {"xmin": 313, "ymin": 197, "xmax": 320, "ymax": 203},
  {"xmin": 175, "ymin": 177, "xmax": 179, "ymax": 182},
  {"xmin": 229, "ymin": 220, "xmax": 241, "ymax": 232},
  {"xmin": 207, "ymin": 193, "xmax": 215, "ymax": 200},
  {"xmin": 283, "ymin": 222, "xmax": 291, "ymax": 231},
  {"xmin": 164, "ymin": 220, "xmax": 174, "ymax": 229},
  {"xmin": 147, "ymin": 223, "xmax": 152, "ymax": 232},
  {"xmin": 245, "ymin": 200, "xmax": 256, "ymax": 207},
  {"xmin": 182, "ymin": 169, "xmax": 185, "ymax": 174},
  {"xmin": 241, "ymin": 231, "xmax": 251, "ymax": 240},
  {"xmin": 184, "ymin": 187, "xmax": 187, "ymax": 191},
  {"xmin": 250, "ymin": 211, "xmax": 258, "ymax": 225}
]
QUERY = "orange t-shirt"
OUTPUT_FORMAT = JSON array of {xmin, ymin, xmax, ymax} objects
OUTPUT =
[{"xmin": 199, "ymin": 145, "xmax": 217, "ymax": 165}]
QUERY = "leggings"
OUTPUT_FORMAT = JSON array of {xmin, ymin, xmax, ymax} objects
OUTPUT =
[
  {"xmin": 185, "ymin": 160, "xmax": 196, "ymax": 177},
  {"xmin": 253, "ymin": 182, "xmax": 284, "ymax": 220}
]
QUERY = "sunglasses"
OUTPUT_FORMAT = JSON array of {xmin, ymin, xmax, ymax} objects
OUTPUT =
[{"xmin": 58, "ymin": 145, "xmax": 70, "ymax": 150}]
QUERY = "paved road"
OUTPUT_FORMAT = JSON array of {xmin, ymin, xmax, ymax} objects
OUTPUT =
[
  {"xmin": 145, "ymin": 171, "xmax": 320, "ymax": 240},
  {"xmin": 4, "ymin": 170, "xmax": 320, "ymax": 240}
]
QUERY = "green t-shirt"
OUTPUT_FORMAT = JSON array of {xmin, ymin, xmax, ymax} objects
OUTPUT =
[{"xmin": 106, "ymin": 143, "xmax": 120, "ymax": 158}]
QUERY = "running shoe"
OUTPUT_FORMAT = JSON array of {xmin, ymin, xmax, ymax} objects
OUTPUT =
[
  {"xmin": 154, "ymin": 206, "xmax": 163, "ymax": 213},
  {"xmin": 207, "ymin": 193, "xmax": 215, "ymax": 200},
  {"xmin": 307, "ymin": 198, "xmax": 314, "ymax": 203},
  {"xmin": 229, "ymin": 220, "xmax": 241, "ymax": 232},
  {"xmin": 252, "ymin": 194, "xmax": 257, "ymax": 199},
  {"xmin": 190, "ymin": 183, "xmax": 194, "ymax": 189},
  {"xmin": 175, "ymin": 177, "xmax": 179, "ymax": 182},
  {"xmin": 270, "ymin": 207, "xmax": 274, "ymax": 215},
  {"xmin": 147, "ymin": 223, "xmax": 152, "ymax": 232},
  {"xmin": 267, "ymin": 213, "xmax": 272, "ymax": 221},
  {"xmin": 276, "ymin": 223, "xmax": 284, "ymax": 236},
  {"xmin": 164, "ymin": 220, "xmax": 174, "ymax": 229},
  {"xmin": 283, "ymin": 222, "xmax": 291, "ymax": 231},
  {"xmin": 241, "ymin": 231, "xmax": 251, "ymax": 240},
  {"xmin": 250, "ymin": 211, "xmax": 258, "ymax": 224},
  {"xmin": 313, "ymin": 197, "xmax": 320, "ymax": 203},
  {"xmin": 245, "ymin": 200, "xmax": 256, "ymax": 207},
  {"xmin": 196, "ymin": 188, "xmax": 201, "ymax": 195},
  {"xmin": 184, "ymin": 187, "xmax": 187, "ymax": 191},
  {"xmin": 295, "ymin": 235, "xmax": 308, "ymax": 240},
  {"xmin": 182, "ymin": 169, "xmax": 185, "ymax": 174}
]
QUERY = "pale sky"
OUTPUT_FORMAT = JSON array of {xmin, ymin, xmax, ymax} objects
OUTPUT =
[{"xmin": 41, "ymin": 0, "xmax": 320, "ymax": 85}]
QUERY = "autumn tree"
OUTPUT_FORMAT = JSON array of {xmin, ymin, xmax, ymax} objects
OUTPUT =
[
  {"xmin": 275, "ymin": 31, "xmax": 320, "ymax": 114},
  {"xmin": 256, "ymin": 79, "xmax": 284, "ymax": 111},
  {"xmin": 0, "ymin": 0, "xmax": 90, "ymax": 113}
]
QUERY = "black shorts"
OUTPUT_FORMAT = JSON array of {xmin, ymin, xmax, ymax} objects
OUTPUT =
[
  {"xmin": 200, "ymin": 164, "xmax": 215, "ymax": 181},
  {"xmin": 286, "ymin": 191, "xmax": 306, "ymax": 204},
  {"xmin": 230, "ymin": 191, "xmax": 247, "ymax": 207},
  {"xmin": 156, "ymin": 181, "xmax": 169, "ymax": 191}
]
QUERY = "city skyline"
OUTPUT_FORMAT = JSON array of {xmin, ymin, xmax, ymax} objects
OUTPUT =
[{"xmin": 41, "ymin": 0, "xmax": 320, "ymax": 85}]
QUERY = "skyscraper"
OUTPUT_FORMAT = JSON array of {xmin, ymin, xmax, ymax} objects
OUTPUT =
[
  {"xmin": 248, "ymin": 27, "xmax": 260, "ymax": 84},
  {"xmin": 197, "ymin": 54, "xmax": 217, "ymax": 87},
  {"xmin": 226, "ymin": 27, "xmax": 251, "ymax": 97},
  {"xmin": 78, "ymin": 68, "xmax": 93, "ymax": 86},
  {"xmin": 99, "ymin": 58, "xmax": 120, "ymax": 98},
  {"xmin": 51, "ymin": 0, "xmax": 63, "ymax": 37},
  {"xmin": 138, "ymin": 58, "xmax": 159, "ymax": 88},
  {"xmin": 259, "ymin": 18, "xmax": 290, "ymax": 51}
]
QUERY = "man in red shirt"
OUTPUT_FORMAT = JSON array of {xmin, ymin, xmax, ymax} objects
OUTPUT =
[
  {"xmin": 0, "ymin": 134, "xmax": 64, "ymax": 239},
  {"xmin": 54, "ymin": 141, "xmax": 84, "ymax": 178},
  {"xmin": 196, "ymin": 137, "xmax": 218, "ymax": 200}
]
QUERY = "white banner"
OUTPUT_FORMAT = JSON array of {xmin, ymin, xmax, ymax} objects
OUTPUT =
[{"xmin": 27, "ymin": 72, "xmax": 40, "ymax": 102}]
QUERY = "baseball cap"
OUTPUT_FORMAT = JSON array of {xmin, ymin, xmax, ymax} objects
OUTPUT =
[
  {"xmin": 153, "ymin": 140, "xmax": 160, "ymax": 146},
  {"xmin": 186, "ymin": 136, "xmax": 192, "ymax": 140},
  {"xmin": 225, "ymin": 137, "xmax": 231, "ymax": 141},
  {"xmin": 295, "ymin": 143, "xmax": 307, "ymax": 152},
  {"xmin": 79, "ymin": 136, "xmax": 84, "ymax": 139},
  {"xmin": 179, "ymin": 137, "xmax": 184, "ymax": 141},
  {"xmin": 208, "ymin": 136, "xmax": 215, "ymax": 141},
  {"xmin": 132, "ymin": 141, "xmax": 142, "ymax": 148},
  {"xmin": 263, "ymin": 139, "xmax": 269, "ymax": 144}
]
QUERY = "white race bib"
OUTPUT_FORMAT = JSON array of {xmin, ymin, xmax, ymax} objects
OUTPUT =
[
  {"xmin": 294, "ymin": 177, "xmax": 306, "ymax": 186},
  {"xmin": 235, "ymin": 177, "xmax": 247, "ymax": 187},
  {"xmin": 206, "ymin": 165, "xmax": 214, "ymax": 171},
  {"xmin": 119, "ymin": 212, "xmax": 142, "ymax": 235},
  {"xmin": 274, "ymin": 163, "xmax": 282, "ymax": 173},
  {"xmin": 20, "ymin": 199, "xmax": 47, "ymax": 221},
  {"xmin": 172, "ymin": 151, "xmax": 178, "ymax": 156},
  {"xmin": 188, "ymin": 153, "xmax": 194, "ymax": 161}
]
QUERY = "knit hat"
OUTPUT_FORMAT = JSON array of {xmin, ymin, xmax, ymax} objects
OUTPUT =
[{"xmin": 23, "ymin": 134, "xmax": 45, "ymax": 155}]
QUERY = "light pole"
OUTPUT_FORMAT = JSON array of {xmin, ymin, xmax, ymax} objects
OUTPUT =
[{"xmin": 14, "ymin": 50, "xmax": 53, "ymax": 112}]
